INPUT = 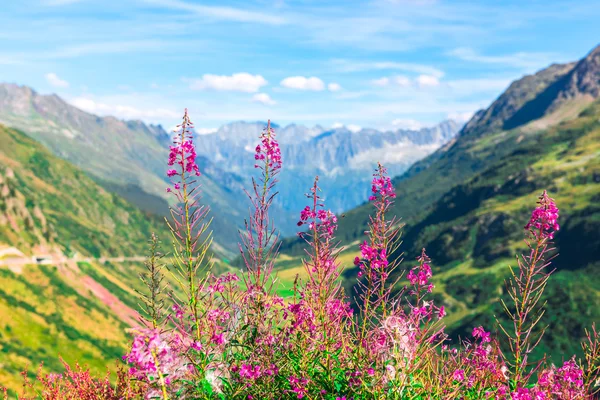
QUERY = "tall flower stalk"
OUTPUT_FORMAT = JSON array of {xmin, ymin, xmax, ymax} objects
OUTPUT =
[
  {"xmin": 354, "ymin": 163, "xmax": 402, "ymax": 352},
  {"xmin": 239, "ymin": 120, "xmax": 282, "ymax": 295},
  {"xmin": 165, "ymin": 109, "xmax": 213, "ymax": 343},
  {"xmin": 499, "ymin": 190, "xmax": 559, "ymax": 386}
]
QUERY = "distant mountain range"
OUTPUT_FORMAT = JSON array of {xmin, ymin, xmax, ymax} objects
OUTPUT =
[
  {"xmin": 195, "ymin": 119, "xmax": 461, "ymax": 216},
  {"xmin": 0, "ymin": 83, "xmax": 461, "ymax": 252},
  {"xmin": 277, "ymin": 43, "xmax": 600, "ymax": 363}
]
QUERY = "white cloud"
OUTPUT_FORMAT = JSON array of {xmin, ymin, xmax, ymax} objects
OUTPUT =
[
  {"xmin": 330, "ymin": 122, "xmax": 361, "ymax": 132},
  {"xmin": 280, "ymin": 76, "xmax": 325, "ymax": 91},
  {"xmin": 391, "ymin": 118, "xmax": 425, "ymax": 130},
  {"xmin": 349, "ymin": 141, "xmax": 440, "ymax": 170},
  {"xmin": 195, "ymin": 127, "xmax": 218, "ymax": 135},
  {"xmin": 347, "ymin": 124, "xmax": 362, "ymax": 133},
  {"xmin": 327, "ymin": 82, "xmax": 342, "ymax": 92},
  {"xmin": 371, "ymin": 77, "xmax": 390, "ymax": 87},
  {"xmin": 69, "ymin": 96, "xmax": 180, "ymax": 120},
  {"xmin": 447, "ymin": 111, "xmax": 474, "ymax": 123},
  {"xmin": 252, "ymin": 92, "xmax": 277, "ymax": 105},
  {"xmin": 394, "ymin": 76, "xmax": 411, "ymax": 87},
  {"xmin": 372, "ymin": 75, "xmax": 411, "ymax": 88},
  {"xmin": 447, "ymin": 47, "xmax": 558, "ymax": 70},
  {"xmin": 416, "ymin": 74, "xmax": 440, "ymax": 87},
  {"xmin": 142, "ymin": 0, "xmax": 286, "ymax": 25},
  {"xmin": 188, "ymin": 73, "xmax": 267, "ymax": 93},
  {"xmin": 332, "ymin": 59, "xmax": 444, "ymax": 78},
  {"xmin": 45, "ymin": 72, "xmax": 69, "ymax": 88}
]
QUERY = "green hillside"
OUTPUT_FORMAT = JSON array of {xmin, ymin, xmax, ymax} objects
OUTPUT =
[
  {"xmin": 0, "ymin": 124, "xmax": 170, "ymax": 394},
  {"xmin": 276, "ymin": 45, "xmax": 600, "ymax": 364},
  {"xmin": 0, "ymin": 84, "xmax": 248, "ymax": 255},
  {"xmin": 0, "ymin": 124, "xmax": 165, "ymax": 257}
]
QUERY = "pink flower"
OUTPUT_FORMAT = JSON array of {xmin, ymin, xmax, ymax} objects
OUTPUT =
[
  {"xmin": 472, "ymin": 326, "xmax": 491, "ymax": 343},
  {"xmin": 438, "ymin": 306, "xmax": 446, "ymax": 319},
  {"xmin": 453, "ymin": 369, "xmax": 465, "ymax": 382},
  {"xmin": 525, "ymin": 190, "xmax": 559, "ymax": 239},
  {"xmin": 369, "ymin": 166, "xmax": 396, "ymax": 201},
  {"xmin": 254, "ymin": 121, "xmax": 282, "ymax": 171}
]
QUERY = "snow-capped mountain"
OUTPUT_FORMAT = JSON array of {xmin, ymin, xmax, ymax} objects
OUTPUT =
[{"xmin": 195, "ymin": 120, "xmax": 462, "ymax": 218}]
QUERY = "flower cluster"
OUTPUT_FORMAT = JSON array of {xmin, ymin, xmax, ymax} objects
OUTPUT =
[
  {"xmin": 354, "ymin": 242, "xmax": 389, "ymax": 278},
  {"xmin": 535, "ymin": 358, "xmax": 586, "ymax": 398},
  {"xmin": 525, "ymin": 190, "xmax": 560, "ymax": 239},
  {"xmin": 118, "ymin": 110, "xmax": 600, "ymax": 400},
  {"xmin": 298, "ymin": 206, "xmax": 338, "ymax": 237},
  {"xmin": 123, "ymin": 328, "xmax": 189, "ymax": 387},
  {"xmin": 166, "ymin": 109, "xmax": 200, "ymax": 193},
  {"xmin": 369, "ymin": 165, "xmax": 396, "ymax": 202},
  {"xmin": 406, "ymin": 258, "xmax": 433, "ymax": 292},
  {"xmin": 254, "ymin": 120, "xmax": 282, "ymax": 171}
]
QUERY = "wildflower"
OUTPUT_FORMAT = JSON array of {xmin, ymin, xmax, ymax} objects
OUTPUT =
[
  {"xmin": 369, "ymin": 167, "xmax": 396, "ymax": 201},
  {"xmin": 525, "ymin": 190, "xmax": 559, "ymax": 239},
  {"xmin": 254, "ymin": 121, "xmax": 282, "ymax": 171},
  {"xmin": 472, "ymin": 326, "xmax": 491, "ymax": 343},
  {"xmin": 453, "ymin": 369, "xmax": 465, "ymax": 382},
  {"xmin": 124, "ymin": 328, "xmax": 189, "ymax": 387},
  {"xmin": 166, "ymin": 109, "xmax": 201, "ymax": 192},
  {"xmin": 172, "ymin": 304, "xmax": 184, "ymax": 319},
  {"xmin": 438, "ymin": 306, "xmax": 446, "ymax": 319}
]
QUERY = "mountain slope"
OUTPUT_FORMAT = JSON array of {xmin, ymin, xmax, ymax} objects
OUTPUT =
[
  {"xmin": 277, "ymin": 44, "xmax": 600, "ymax": 363},
  {"xmin": 0, "ymin": 84, "xmax": 247, "ymax": 253},
  {"xmin": 0, "ymin": 124, "xmax": 175, "ymax": 394},
  {"xmin": 333, "ymin": 43, "xmax": 600, "ymax": 245},
  {"xmin": 0, "ymin": 124, "xmax": 164, "ymax": 257}
]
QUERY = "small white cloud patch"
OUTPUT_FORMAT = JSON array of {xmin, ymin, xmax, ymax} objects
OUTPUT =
[
  {"xmin": 280, "ymin": 76, "xmax": 325, "ymax": 91},
  {"xmin": 252, "ymin": 92, "xmax": 276, "ymax": 105},
  {"xmin": 188, "ymin": 73, "xmax": 268, "ymax": 93},
  {"xmin": 45, "ymin": 72, "xmax": 69, "ymax": 88},
  {"xmin": 328, "ymin": 82, "xmax": 342, "ymax": 92},
  {"xmin": 416, "ymin": 74, "xmax": 440, "ymax": 87}
]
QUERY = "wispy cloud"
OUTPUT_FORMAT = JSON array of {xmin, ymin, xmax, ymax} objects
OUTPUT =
[
  {"xmin": 447, "ymin": 47, "xmax": 559, "ymax": 70},
  {"xmin": 327, "ymin": 82, "xmax": 342, "ymax": 92},
  {"xmin": 142, "ymin": 0, "xmax": 287, "ymax": 25},
  {"xmin": 45, "ymin": 72, "xmax": 69, "ymax": 88},
  {"xmin": 187, "ymin": 73, "xmax": 268, "ymax": 93},
  {"xmin": 391, "ymin": 118, "xmax": 426, "ymax": 130},
  {"xmin": 331, "ymin": 59, "xmax": 445, "ymax": 78},
  {"xmin": 416, "ymin": 74, "xmax": 440, "ymax": 87},
  {"xmin": 195, "ymin": 127, "xmax": 218, "ymax": 135},
  {"xmin": 447, "ymin": 111, "xmax": 474, "ymax": 123},
  {"xmin": 70, "ymin": 96, "xmax": 180, "ymax": 120},
  {"xmin": 252, "ymin": 92, "xmax": 276, "ymax": 106}
]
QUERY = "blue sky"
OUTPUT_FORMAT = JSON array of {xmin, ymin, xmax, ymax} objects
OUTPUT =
[{"xmin": 1, "ymin": 0, "xmax": 599, "ymax": 132}]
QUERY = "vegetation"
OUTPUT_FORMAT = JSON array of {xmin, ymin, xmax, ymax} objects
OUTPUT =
[{"xmin": 4, "ymin": 107, "xmax": 598, "ymax": 399}]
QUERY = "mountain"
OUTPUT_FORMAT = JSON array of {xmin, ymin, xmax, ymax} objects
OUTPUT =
[
  {"xmin": 0, "ymin": 124, "xmax": 166, "ymax": 257},
  {"xmin": 0, "ymin": 84, "xmax": 248, "ymax": 254},
  {"xmin": 0, "ymin": 84, "xmax": 460, "ymax": 249},
  {"xmin": 195, "ymin": 119, "xmax": 461, "ymax": 218},
  {"xmin": 0, "ymin": 123, "xmax": 169, "ymax": 393},
  {"xmin": 278, "ymin": 44, "xmax": 600, "ymax": 362}
]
